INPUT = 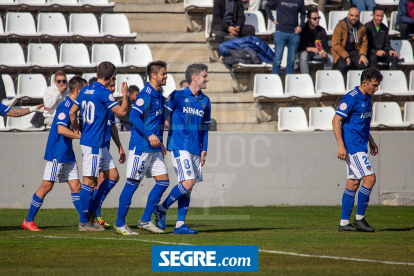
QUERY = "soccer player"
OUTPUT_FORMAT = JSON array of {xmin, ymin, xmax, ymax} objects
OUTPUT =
[
  {"xmin": 22, "ymin": 76, "xmax": 86, "ymax": 231},
  {"xmin": 154, "ymin": 63, "xmax": 211, "ymax": 234},
  {"xmin": 332, "ymin": 67, "xmax": 382, "ymax": 233},
  {"xmin": 69, "ymin": 62, "xmax": 128, "ymax": 231},
  {"xmin": 114, "ymin": 61, "xmax": 169, "ymax": 235},
  {"xmin": 0, "ymin": 103, "xmax": 43, "ymax": 118}
]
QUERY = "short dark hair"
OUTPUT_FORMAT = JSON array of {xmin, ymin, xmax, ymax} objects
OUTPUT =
[
  {"xmin": 307, "ymin": 9, "xmax": 318, "ymax": 18},
  {"xmin": 128, "ymin": 85, "xmax": 140, "ymax": 94},
  {"xmin": 373, "ymin": 6, "xmax": 385, "ymax": 14},
  {"xmin": 54, "ymin": 70, "xmax": 66, "ymax": 79},
  {"xmin": 360, "ymin": 67, "xmax": 383, "ymax": 84},
  {"xmin": 88, "ymin": 77, "xmax": 97, "ymax": 85},
  {"xmin": 147, "ymin": 61, "xmax": 167, "ymax": 78},
  {"xmin": 179, "ymin": 80, "xmax": 188, "ymax": 88},
  {"xmin": 97, "ymin": 61, "xmax": 116, "ymax": 81},
  {"xmin": 185, "ymin": 63, "xmax": 208, "ymax": 84},
  {"xmin": 81, "ymin": 78, "xmax": 87, "ymax": 85},
  {"xmin": 69, "ymin": 76, "xmax": 85, "ymax": 93}
]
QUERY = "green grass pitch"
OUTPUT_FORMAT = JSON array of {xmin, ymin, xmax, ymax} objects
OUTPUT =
[{"xmin": 0, "ymin": 206, "xmax": 413, "ymax": 275}]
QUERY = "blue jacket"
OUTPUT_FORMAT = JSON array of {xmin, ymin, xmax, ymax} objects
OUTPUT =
[
  {"xmin": 218, "ymin": 36, "xmax": 274, "ymax": 63},
  {"xmin": 396, "ymin": 0, "xmax": 414, "ymax": 24}
]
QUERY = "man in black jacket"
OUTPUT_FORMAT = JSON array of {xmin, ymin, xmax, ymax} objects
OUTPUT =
[
  {"xmin": 119, "ymin": 85, "xmax": 140, "ymax": 131},
  {"xmin": 365, "ymin": 6, "xmax": 398, "ymax": 69},
  {"xmin": 212, "ymin": 0, "xmax": 255, "ymax": 45},
  {"xmin": 298, "ymin": 9, "xmax": 333, "ymax": 74}
]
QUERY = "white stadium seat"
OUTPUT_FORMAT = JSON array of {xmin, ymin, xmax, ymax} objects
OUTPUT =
[
  {"xmin": 0, "ymin": 0, "xmax": 19, "ymax": 6},
  {"xmin": 371, "ymin": 102, "xmax": 409, "ymax": 128},
  {"xmin": 82, "ymin": 73, "xmax": 97, "ymax": 83},
  {"xmin": 60, "ymin": 43, "xmax": 96, "ymax": 68},
  {"xmin": 244, "ymin": 11, "xmax": 270, "ymax": 35},
  {"xmin": 379, "ymin": 70, "xmax": 414, "ymax": 96},
  {"xmin": 409, "ymin": 70, "xmax": 414, "ymax": 93},
  {"xmin": 327, "ymin": 11, "xmax": 348, "ymax": 35},
  {"xmin": 309, "ymin": 107, "xmax": 335, "ymax": 131},
  {"xmin": 79, "ymin": 0, "xmax": 115, "ymax": 7},
  {"xmin": 5, "ymin": 12, "xmax": 41, "ymax": 37},
  {"xmin": 123, "ymin": 44, "xmax": 153, "ymax": 68},
  {"xmin": 0, "ymin": 17, "xmax": 9, "ymax": 38},
  {"xmin": 266, "ymin": 10, "xmax": 277, "ymax": 34},
  {"xmin": 0, "ymin": 116, "xmax": 10, "ymax": 131},
  {"xmin": 0, "ymin": 43, "xmax": 31, "ymax": 68},
  {"xmin": 184, "ymin": 0, "xmax": 213, "ymax": 9},
  {"xmin": 91, "ymin": 44, "xmax": 125, "ymax": 67},
  {"xmin": 37, "ymin": 13, "xmax": 71, "ymax": 37},
  {"xmin": 27, "ymin": 43, "xmax": 62, "ymax": 68},
  {"xmin": 17, "ymin": 74, "xmax": 47, "ymax": 99},
  {"xmin": 285, "ymin": 74, "xmax": 322, "ymax": 99},
  {"xmin": 115, "ymin": 74, "xmax": 144, "ymax": 98},
  {"xmin": 346, "ymin": 70, "xmax": 363, "ymax": 91},
  {"xmin": 69, "ymin": 13, "xmax": 103, "ymax": 38},
  {"xmin": 162, "ymin": 74, "xmax": 177, "ymax": 98},
  {"xmin": 7, "ymin": 111, "xmax": 45, "ymax": 131},
  {"xmin": 2, "ymin": 74, "xmax": 16, "ymax": 98},
  {"xmin": 375, "ymin": 0, "xmax": 398, "ymax": 5},
  {"xmin": 404, "ymin": 102, "xmax": 414, "ymax": 125},
  {"xmin": 100, "ymin": 14, "xmax": 137, "ymax": 38},
  {"xmin": 205, "ymin": 14, "xmax": 213, "ymax": 39},
  {"xmin": 389, "ymin": 11, "xmax": 399, "ymax": 35},
  {"xmin": 315, "ymin": 70, "xmax": 346, "ymax": 95},
  {"xmin": 47, "ymin": 0, "xmax": 82, "ymax": 6},
  {"xmin": 360, "ymin": 11, "xmax": 388, "ymax": 26},
  {"xmin": 390, "ymin": 40, "xmax": 414, "ymax": 65},
  {"xmin": 18, "ymin": 0, "xmax": 49, "ymax": 6},
  {"xmin": 184, "ymin": 0, "xmax": 213, "ymax": 32},
  {"xmin": 278, "ymin": 107, "xmax": 315, "ymax": 131}
]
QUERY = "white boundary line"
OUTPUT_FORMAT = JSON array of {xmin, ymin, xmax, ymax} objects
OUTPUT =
[{"xmin": 13, "ymin": 235, "xmax": 414, "ymax": 266}]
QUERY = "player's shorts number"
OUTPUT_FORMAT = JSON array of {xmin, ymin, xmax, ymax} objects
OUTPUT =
[
  {"xmin": 81, "ymin": 101, "xmax": 95, "ymax": 124},
  {"xmin": 184, "ymin": 159, "xmax": 190, "ymax": 169},
  {"xmin": 362, "ymin": 155, "xmax": 369, "ymax": 165}
]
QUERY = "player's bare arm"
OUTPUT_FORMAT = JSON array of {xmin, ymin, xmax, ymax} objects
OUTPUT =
[
  {"xmin": 69, "ymin": 105, "xmax": 80, "ymax": 132},
  {"xmin": 58, "ymin": 125, "xmax": 81, "ymax": 139},
  {"xmin": 332, "ymin": 114, "xmax": 347, "ymax": 160},
  {"xmin": 110, "ymin": 124, "xmax": 126, "ymax": 163},
  {"xmin": 110, "ymin": 82, "xmax": 128, "ymax": 117},
  {"xmin": 6, "ymin": 104, "xmax": 44, "ymax": 117},
  {"xmin": 368, "ymin": 134, "xmax": 378, "ymax": 156}
]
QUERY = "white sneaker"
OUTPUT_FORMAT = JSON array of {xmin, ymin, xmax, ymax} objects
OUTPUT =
[
  {"xmin": 113, "ymin": 224, "xmax": 139, "ymax": 235},
  {"xmin": 137, "ymin": 220, "xmax": 164, "ymax": 234}
]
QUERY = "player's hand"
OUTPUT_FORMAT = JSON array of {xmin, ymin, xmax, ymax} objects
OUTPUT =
[
  {"xmin": 294, "ymin": 26, "xmax": 302, "ymax": 34},
  {"xmin": 148, "ymin": 134, "xmax": 161, "ymax": 148},
  {"xmin": 36, "ymin": 104, "xmax": 44, "ymax": 111},
  {"xmin": 160, "ymin": 143, "xmax": 167, "ymax": 159},
  {"xmin": 369, "ymin": 141, "xmax": 378, "ymax": 156},
  {"xmin": 44, "ymin": 106, "xmax": 50, "ymax": 112},
  {"xmin": 337, "ymin": 145, "xmax": 347, "ymax": 161},
  {"xmin": 359, "ymin": 55, "xmax": 368, "ymax": 66},
  {"xmin": 121, "ymin": 82, "xmax": 128, "ymax": 96},
  {"xmin": 201, "ymin": 151, "xmax": 207, "ymax": 166},
  {"xmin": 119, "ymin": 147, "xmax": 126, "ymax": 164}
]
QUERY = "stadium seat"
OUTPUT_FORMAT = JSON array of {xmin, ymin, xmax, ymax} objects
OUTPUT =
[
  {"xmin": 0, "ymin": 17, "xmax": 9, "ymax": 38},
  {"xmin": 205, "ymin": 14, "xmax": 213, "ymax": 39},
  {"xmin": 69, "ymin": 13, "xmax": 103, "ymax": 38},
  {"xmin": 0, "ymin": 0, "xmax": 19, "ymax": 6},
  {"xmin": 50, "ymin": 73, "xmax": 75, "ymax": 85},
  {"xmin": 162, "ymin": 74, "xmax": 177, "ymax": 98},
  {"xmin": 18, "ymin": 0, "xmax": 50, "ymax": 6},
  {"xmin": 5, "ymin": 12, "xmax": 41, "ymax": 37},
  {"xmin": 0, "ymin": 117, "xmax": 10, "ymax": 131},
  {"xmin": 82, "ymin": 73, "xmax": 97, "ymax": 83},
  {"xmin": 17, "ymin": 74, "xmax": 47, "ymax": 100},
  {"xmin": 60, "ymin": 43, "xmax": 96, "ymax": 68},
  {"xmin": 315, "ymin": 70, "xmax": 346, "ymax": 95},
  {"xmin": 285, "ymin": 74, "xmax": 322, "ymax": 99},
  {"xmin": 379, "ymin": 70, "xmax": 414, "ymax": 96},
  {"xmin": 100, "ymin": 14, "xmax": 137, "ymax": 38},
  {"xmin": 266, "ymin": 10, "xmax": 277, "ymax": 34},
  {"xmin": 371, "ymin": 102, "xmax": 410, "ymax": 127},
  {"xmin": 346, "ymin": 70, "xmax": 362, "ymax": 91},
  {"xmin": 244, "ymin": 11, "xmax": 270, "ymax": 35},
  {"xmin": 46, "ymin": 0, "xmax": 82, "ymax": 6},
  {"xmin": 403, "ymin": 102, "xmax": 414, "ymax": 125},
  {"xmin": 278, "ymin": 107, "xmax": 315, "ymax": 131},
  {"xmin": 79, "ymin": 0, "xmax": 115, "ymax": 7},
  {"xmin": 268, "ymin": 44, "xmax": 298, "ymax": 70},
  {"xmin": 327, "ymin": 11, "xmax": 348, "ymax": 35},
  {"xmin": 37, "ymin": 12, "xmax": 72, "ymax": 38},
  {"xmin": 409, "ymin": 70, "xmax": 414, "ymax": 92},
  {"xmin": 309, "ymin": 107, "xmax": 335, "ymax": 131},
  {"xmin": 184, "ymin": 0, "xmax": 213, "ymax": 31},
  {"xmin": 91, "ymin": 44, "xmax": 125, "ymax": 67},
  {"xmin": 123, "ymin": 44, "xmax": 153, "ymax": 68},
  {"xmin": 27, "ymin": 43, "xmax": 63, "ymax": 68},
  {"xmin": 7, "ymin": 111, "xmax": 45, "ymax": 131},
  {"xmin": 375, "ymin": 0, "xmax": 398, "ymax": 5},
  {"xmin": 360, "ymin": 11, "xmax": 388, "ymax": 26},
  {"xmin": 115, "ymin": 74, "xmax": 145, "ymax": 97},
  {"xmin": 390, "ymin": 40, "xmax": 414, "ymax": 65},
  {"xmin": 2, "ymin": 74, "xmax": 16, "ymax": 99},
  {"xmin": 253, "ymin": 73, "xmax": 288, "ymax": 121},
  {"xmin": 388, "ymin": 11, "xmax": 407, "ymax": 36},
  {"xmin": 0, "ymin": 43, "xmax": 31, "ymax": 68}
]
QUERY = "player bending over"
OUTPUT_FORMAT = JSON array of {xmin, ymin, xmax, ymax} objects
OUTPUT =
[
  {"xmin": 114, "ymin": 61, "xmax": 169, "ymax": 235},
  {"xmin": 22, "ymin": 76, "xmax": 86, "ymax": 231},
  {"xmin": 154, "ymin": 63, "xmax": 211, "ymax": 234},
  {"xmin": 333, "ymin": 67, "xmax": 382, "ymax": 232}
]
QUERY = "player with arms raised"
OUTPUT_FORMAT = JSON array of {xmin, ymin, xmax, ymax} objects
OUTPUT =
[{"xmin": 332, "ymin": 67, "xmax": 382, "ymax": 232}]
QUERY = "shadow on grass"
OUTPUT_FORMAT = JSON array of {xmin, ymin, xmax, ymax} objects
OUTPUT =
[{"xmin": 378, "ymin": 227, "xmax": 414, "ymax": 232}]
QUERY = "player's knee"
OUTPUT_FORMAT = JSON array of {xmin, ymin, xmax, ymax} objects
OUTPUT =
[
  {"xmin": 108, "ymin": 170, "xmax": 120, "ymax": 182},
  {"xmin": 40, "ymin": 180, "xmax": 54, "ymax": 194},
  {"xmin": 365, "ymin": 174, "xmax": 376, "ymax": 187},
  {"xmin": 182, "ymin": 179, "xmax": 196, "ymax": 191}
]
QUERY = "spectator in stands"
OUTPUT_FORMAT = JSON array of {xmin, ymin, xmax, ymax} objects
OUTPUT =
[
  {"xmin": 352, "ymin": 0, "xmax": 376, "ymax": 12},
  {"xmin": 119, "ymin": 85, "xmax": 140, "ymax": 131},
  {"xmin": 179, "ymin": 80, "xmax": 189, "ymax": 88},
  {"xmin": 395, "ymin": 0, "xmax": 414, "ymax": 39},
  {"xmin": 265, "ymin": 0, "xmax": 306, "ymax": 75},
  {"xmin": 365, "ymin": 6, "xmax": 399, "ymax": 70},
  {"xmin": 212, "ymin": 0, "xmax": 256, "ymax": 46},
  {"xmin": 43, "ymin": 70, "xmax": 69, "ymax": 127},
  {"xmin": 298, "ymin": 9, "xmax": 334, "ymax": 74},
  {"xmin": 331, "ymin": 7, "xmax": 369, "ymax": 76}
]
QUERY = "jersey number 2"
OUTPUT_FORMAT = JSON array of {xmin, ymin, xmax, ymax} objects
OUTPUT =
[
  {"xmin": 362, "ymin": 156, "xmax": 369, "ymax": 165},
  {"xmin": 81, "ymin": 101, "xmax": 95, "ymax": 124}
]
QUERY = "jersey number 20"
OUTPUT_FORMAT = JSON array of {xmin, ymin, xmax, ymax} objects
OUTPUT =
[{"xmin": 81, "ymin": 101, "xmax": 95, "ymax": 124}]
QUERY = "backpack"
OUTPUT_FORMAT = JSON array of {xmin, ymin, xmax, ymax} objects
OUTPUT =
[{"xmin": 222, "ymin": 48, "xmax": 261, "ymax": 66}]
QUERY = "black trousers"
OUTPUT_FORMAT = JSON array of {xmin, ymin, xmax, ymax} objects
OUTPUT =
[
  {"xmin": 337, "ymin": 50, "xmax": 368, "ymax": 76},
  {"xmin": 369, "ymin": 51, "xmax": 398, "ymax": 70},
  {"xmin": 212, "ymin": 23, "xmax": 256, "ymax": 45},
  {"xmin": 395, "ymin": 22, "xmax": 414, "ymax": 39}
]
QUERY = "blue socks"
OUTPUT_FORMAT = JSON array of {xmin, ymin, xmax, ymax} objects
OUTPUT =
[
  {"xmin": 356, "ymin": 186, "xmax": 372, "ymax": 217},
  {"xmin": 116, "ymin": 179, "xmax": 140, "ymax": 227},
  {"xmin": 141, "ymin": 180, "xmax": 169, "ymax": 222},
  {"xmin": 27, "ymin": 193, "xmax": 43, "ymax": 222},
  {"xmin": 92, "ymin": 190, "xmax": 100, "ymax": 217},
  {"xmin": 177, "ymin": 192, "xmax": 191, "ymax": 223},
  {"xmin": 161, "ymin": 183, "xmax": 188, "ymax": 211},
  {"xmin": 90, "ymin": 179, "xmax": 117, "ymax": 214},
  {"xmin": 71, "ymin": 193, "xmax": 81, "ymax": 216},
  {"xmin": 341, "ymin": 188, "xmax": 356, "ymax": 220},
  {"xmin": 80, "ymin": 184, "xmax": 94, "ymax": 223}
]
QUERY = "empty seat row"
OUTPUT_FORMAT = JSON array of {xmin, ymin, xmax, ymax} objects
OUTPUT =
[
  {"xmin": 0, "ymin": 43, "xmax": 153, "ymax": 69},
  {"xmin": 0, "ymin": 12, "xmax": 135, "ymax": 39},
  {"xmin": 0, "ymin": 0, "xmax": 114, "ymax": 7}
]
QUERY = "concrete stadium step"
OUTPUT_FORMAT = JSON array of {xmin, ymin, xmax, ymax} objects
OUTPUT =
[
  {"xmin": 149, "ymin": 43, "xmax": 210, "ymax": 63},
  {"xmin": 126, "ymin": 14, "xmax": 188, "ymax": 33},
  {"xmin": 211, "ymin": 103, "xmax": 257, "ymax": 124},
  {"xmin": 114, "ymin": 3, "xmax": 184, "ymax": 13},
  {"xmin": 135, "ymin": 32, "xmax": 205, "ymax": 43},
  {"xmin": 207, "ymin": 93, "xmax": 254, "ymax": 103},
  {"xmin": 217, "ymin": 122, "xmax": 278, "ymax": 132}
]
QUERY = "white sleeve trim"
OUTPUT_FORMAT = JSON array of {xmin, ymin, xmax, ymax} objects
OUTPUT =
[
  {"xmin": 108, "ymin": 102, "xmax": 118, "ymax": 109},
  {"xmin": 56, "ymin": 122, "xmax": 67, "ymax": 126},
  {"xmin": 164, "ymin": 104, "xmax": 172, "ymax": 111},
  {"xmin": 74, "ymin": 100, "xmax": 80, "ymax": 106},
  {"xmin": 336, "ymin": 111, "xmax": 347, "ymax": 118},
  {"xmin": 133, "ymin": 106, "xmax": 143, "ymax": 114},
  {"xmin": 204, "ymin": 121, "xmax": 211, "ymax": 124}
]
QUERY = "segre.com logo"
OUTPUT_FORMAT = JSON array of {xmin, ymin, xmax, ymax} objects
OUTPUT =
[{"xmin": 151, "ymin": 245, "xmax": 258, "ymax": 272}]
